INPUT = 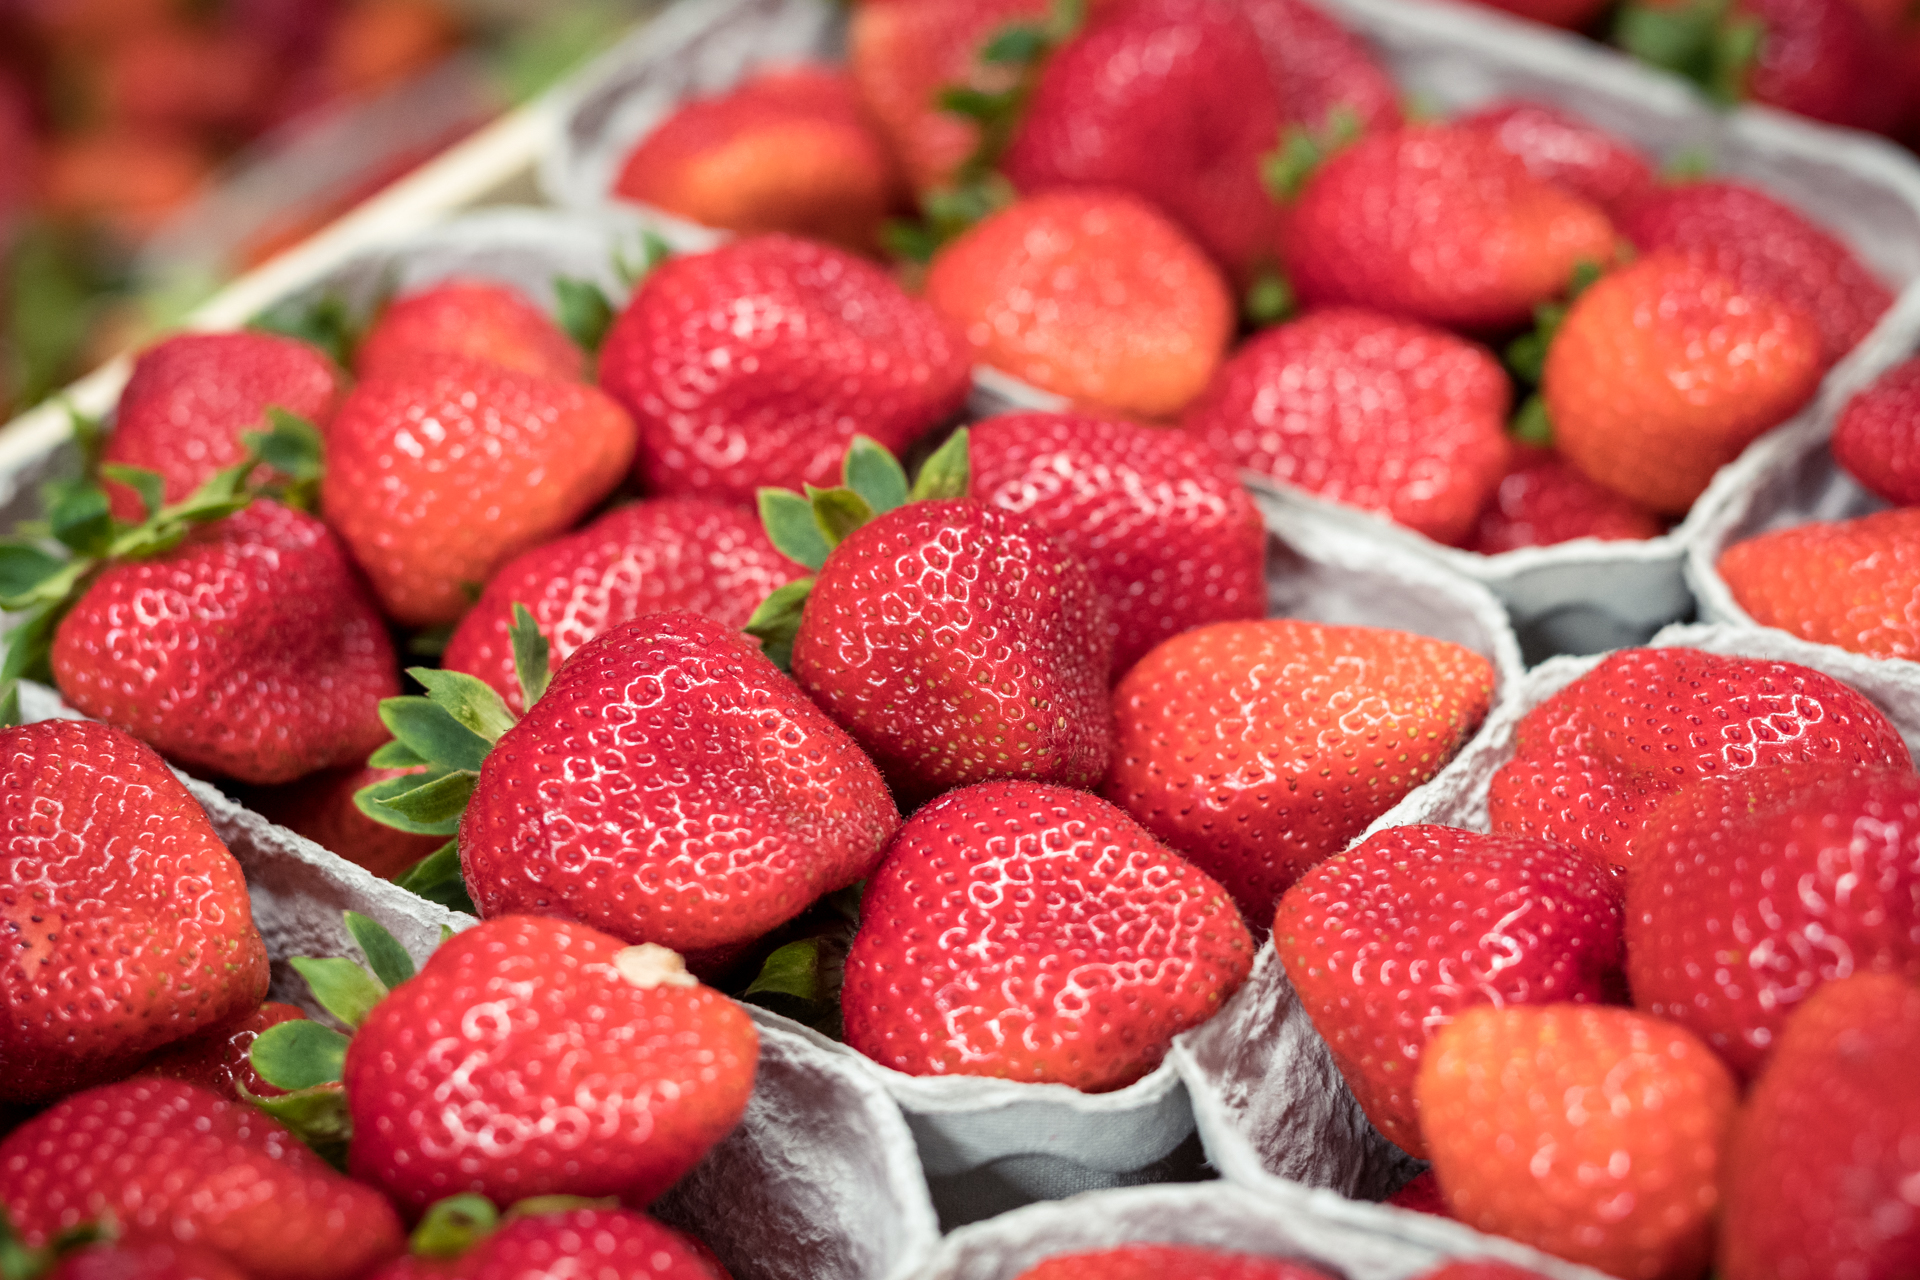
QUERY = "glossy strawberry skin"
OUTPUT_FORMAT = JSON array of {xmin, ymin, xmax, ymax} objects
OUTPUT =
[
  {"xmin": 1463, "ymin": 444, "xmax": 1665, "ymax": 553},
  {"xmin": 1486, "ymin": 647, "xmax": 1912, "ymax": 872},
  {"xmin": 1241, "ymin": 0, "xmax": 1402, "ymax": 136},
  {"xmin": 443, "ymin": 497, "xmax": 802, "ymax": 715},
  {"xmin": 344, "ymin": 915, "xmax": 758, "ymax": 1211},
  {"xmin": 1626, "ymin": 763, "xmax": 1920, "ymax": 1081},
  {"xmin": 138, "ymin": 1000, "xmax": 306, "ymax": 1100},
  {"xmin": 249, "ymin": 764, "xmax": 441, "ymax": 879},
  {"xmin": 1413, "ymin": 1265, "xmax": 1550, "ymax": 1280},
  {"xmin": 460, "ymin": 613, "xmax": 898, "ymax": 955},
  {"xmin": 1105, "ymin": 619, "xmax": 1495, "ymax": 924},
  {"xmin": 1180, "ymin": 307, "xmax": 1512, "ymax": 547},
  {"xmin": 0, "ymin": 719, "xmax": 269, "ymax": 1103},
  {"xmin": 354, "ymin": 278, "xmax": 584, "ymax": 383},
  {"xmin": 368, "ymin": 1209, "xmax": 726, "ymax": 1280},
  {"xmin": 1718, "ymin": 508, "xmax": 1920, "ymax": 661},
  {"xmin": 597, "ymin": 235, "xmax": 968, "ymax": 502},
  {"xmin": 101, "ymin": 330, "xmax": 342, "ymax": 523},
  {"xmin": 968, "ymin": 412, "xmax": 1267, "ymax": 679},
  {"xmin": 51, "ymin": 501, "xmax": 398, "ymax": 785},
  {"xmin": 50, "ymin": 1241, "xmax": 252, "ymax": 1280},
  {"xmin": 1275, "ymin": 824, "xmax": 1625, "ymax": 1159},
  {"xmin": 1278, "ymin": 125, "xmax": 1617, "ymax": 333},
  {"xmin": 324, "ymin": 353, "xmax": 638, "ymax": 626},
  {"xmin": 1012, "ymin": 1246, "xmax": 1336, "ymax": 1280},
  {"xmin": 1457, "ymin": 100, "xmax": 1655, "ymax": 216},
  {"xmin": 842, "ymin": 781, "xmax": 1253, "ymax": 1091},
  {"xmin": 1417, "ymin": 1005, "xmax": 1738, "ymax": 1280},
  {"xmin": 1719, "ymin": 972, "xmax": 1920, "ymax": 1280},
  {"xmin": 0, "ymin": 1079, "xmax": 405, "ymax": 1280},
  {"xmin": 1832, "ymin": 356, "xmax": 1920, "ymax": 505},
  {"xmin": 792, "ymin": 498, "xmax": 1113, "ymax": 800}
]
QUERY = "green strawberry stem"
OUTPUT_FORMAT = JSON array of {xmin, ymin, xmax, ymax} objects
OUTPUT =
[
  {"xmin": 1613, "ymin": 0, "xmax": 1764, "ymax": 106},
  {"xmin": 555, "ymin": 234, "xmax": 674, "ymax": 360},
  {"xmin": 1261, "ymin": 104, "xmax": 1363, "ymax": 203},
  {"xmin": 411, "ymin": 1196, "xmax": 499, "ymax": 1258},
  {"xmin": 1243, "ymin": 268, "xmax": 1297, "ymax": 328},
  {"xmin": 1504, "ymin": 257, "xmax": 1606, "ymax": 389},
  {"xmin": 249, "ymin": 280, "xmax": 385, "ymax": 371},
  {"xmin": 0, "ymin": 1210, "xmax": 110, "ymax": 1279}
]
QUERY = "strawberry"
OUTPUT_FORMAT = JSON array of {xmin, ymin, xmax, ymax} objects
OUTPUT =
[
  {"xmin": 923, "ymin": 190, "xmax": 1234, "ymax": 421},
  {"xmin": 369, "ymin": 1205, "xmax": 726, "ymax": 1280},
  {"xmin": 1276, "ymin": 125, "xmax": 1617, "ymax": 333},
  {"xmin": 442, "ymin": 497, "xmax": 801, "ymax": 715},
  {"xmin": 50, "ymin": 1242, "xmax": 251, "ymax": 1280},
  {"xmin": 1718, "ymin": 972, "xmax": 1920, "ymax": 1280},
  {"xmin": 1011, "ymin": 1246, "xmax": 1336, "ymax": 1280},
  {"xmin": 596, "ymin": 235, "xmax": 969, "ymax": 502},
  {"xmin": 1486, "ymin": 647, "xmax": 1912, "ymax": 872},
  {"xmin": 1462, "ymin": 444, "xmax": 1665, "ymax": 553},
  {"xmin": 99, "ymin": 331, "xmax": 342, "ymax": 524},
  {"xmin": 1456, "ymin": 100, "xmax": 1656, "ymax": 216},
  {"xmin": 842, "ymin": 780, "xmax": 1254, "ymax": 1091},
  {"xmin": 1386, "ymin": 1170, "xmax": 1454, "ymax": 1218},
  {"xmin": 0, "ymin": 1078, "xmax": 405, "ymax": 1280},
  {"xmin": 1616, "ymin": 179, "xmax": 1892, "ymax": 369},
  {"xmin": 1716, "ymin": 508, "xmax": 1920, "ymax": 661},
  {"xmin": 1832, "ymin": 355, "xmax": 1920, "ymax": 505},
  {"xmin": 323, "ymin": 352, "xmax": 637, "ymax": 626},
  {"xmin": 1416, "ymin": 1004, "xmax": 1738, "ymax": 1280},
  {"xmin": 250, "ymin": 764, "xmax": 442, "ymax": 879},
  {"xmin": 1179, "ymin": 308, "xmax": 1511, "ymax": 547},
  {"xmin": 968, "ymin": 411, "xmax": 1267, "ymax": 678},
  {"xmin": 343, "ymin": 916, "xmax": 757, "ymax": 1211},
  {"xmin": 1469, "ymin": 0, "xmax": 1613, "ymax": 25},
  {"xmin": 612, "ymin": 65, "xmax": 902, "ymax": 253},
  {"xmin": 1106, "ymin": 619, "xmax": 1495, "ymax": 924},
  {"xmin": 1241, "ymin": 0, "xmax": 1402, "ymax": 137},
  {"xmin": 1274, "ymin": 824, "xmax": 1625, "ymax": 1159},
  {"xmin": 1412, "ymin": 1265, "xmax": 1550, "ymax": 1280},
  {"xmin": 1543, "ymin": 251, "xmax": 1822, "ymax": 515},
  {"xmin": 0, "ymin": 718, "xmax": 269, "ymax": 1103},
  {"xmin": 139, "ymin": 1000, "xmax": 308, "ymax": 1101},
  {"xmin": 354, "ymin": 278, "xmax": 585, "ymax": 384},
  {"xmin": 1626, "ymin": 762, "xmax": 1920, "ymax": 1080}
]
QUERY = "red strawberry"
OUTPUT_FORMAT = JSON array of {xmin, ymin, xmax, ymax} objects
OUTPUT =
[
  {"xmin": 1413, "ymin": 1265, "xmax": 1550, "ymax": 1280},
  {"xmin": 139, "ymin": 1000, "xmax": 308, "ymax": 1101},
  {"xmin": 1469, "ymin": 0, "xmax": 1613, "ymax": 25},
  {"xmin": 1463, "ymin": 444, "xmax": 1665, "ymax": 553},
  {"xmin": 1719, "ymin": 972, "xmax": 1920, "ymax": 1280},
  {"xmin": 923, "ymin": 190, "xmax": 1234, "ymax": 421},
  {"xmin": 597, "ymin": 235, "xmax": 969, "ymax": 502},
  {"xmin": 842, "ymin": 780, "xmax": 1254, "ymax": 1091},
  {"xmin": 968, "ymin": 411, "xmax": 1267, "ymax": 678},
  {"xmin": 1457, "ymin": 100, "xmax": 1656, "ymax": 216},
  {"xmin": 1737, "ymin": 0, "xmax": 1905, "ymax": 133},
  {"xmin": 1626, "ymin": 762, "xmax": 1920, "ymax": 1080},
  {"xmin": 50, "ymin": 1242, "xmax": 250, "ymax": 1280},
  {"xmin": 1180, "ymin": 308, "xmax": 1512, "ymax": 546},
  {"xmin": 0, "ymin": 1078, "xmax": 405, "ymax": 1280},
  {"xmin": 1241, "ymin": 0, "xmax": 1402, "ymax": 136},
  {"xmin": 1274, "ymin": 824, "xmax": 1625, "ymax": 1159},
  {"xmin": 1278, "ymin": 125, "xmax": 1617, "ymax": 332},
  {"xmin": 1416, "ymin": 1004, "xmax": 1738, "ymax": 1280},
  {"xmin": 0, "ymin": 718, "xmax": 270, "ymax": 1103},
  {"xmin": 442, "ymin": 497, "xmax": 801, "ymax": 715},
  {"xmin": 324, "ymin": 353, "xmax": 637, "ymax": 626},
  {"xmin": 251, "ymin": 764, "xmax": 442, "ymax": 879},
  {"xmin": 1617, "ymin": 179, "xmax": 1892, "ymax": 369},
  {"xmin": 344, "ymin": 916, "xmax": 757, "ymax": 1211},
  {"xmin": 354, "ymin": 278, "xmax": 584, "ymax": 383},
  {"xmin": 1717, "ymin": 507, "xmax": 1920, "ymax": 661},
  {"xmin": 1386, "ymin": 1170, "xmax": 1454, "ymax": 1218},
  {"xmin": 100, "ymin": 330, "xmax": 341, "ymax": 523},
  {"xmin": 612, "ymin": 65, "xmax": 903, "ymax": 252},
  {"xmin": 1011, "ymin": 1246, "xmax": 1335, "ymax": 1280},
  {"xmin": 1832, "ymin": 355, "xmax": 1920, "ymax": 505},
  {"xmin": 369, "ymin": 1208, "xmax": 725, "ymax": 1280},
  {"xmin": 460, "ymin": 613, "xmax": 898, "ymax": 956},
  {"xmin": 50, "ymin": 500, "xmax": 398, "ymax": 784},
  {"xmin": 1486, "ymin": 647, "xmax": 1912, "ymax": 872},
  {"xmin": 1106, "ymin": 619, "xmax": 1495, "ymax": 924}
]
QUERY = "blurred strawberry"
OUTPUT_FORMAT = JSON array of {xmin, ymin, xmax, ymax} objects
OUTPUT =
[
  {"xmin": 1457, "ymin": 100, "xmax": 1656, "ymax": 216},
  {"xmin": 324, "ymin": 0, "xmax": 459, "ymax": 98},
  {"xmin": 39, "ymin": 128, "xmax": 211, "ymax": 236},
  {"xmin": 355, "ymin": 279, "xmax": 584, "ymax": 383},
  {"xmin": 1718, "ymin": 507, "xmax": 1920, "ymax": 661},
  {"xmin": 1470, "ymin": 0, "xmax": 1614, "ymax": 24},
  {"xmin": 1463, "ymin": 444, "xmax": 1665, "ymax": 552},
  {"xmin": 1831, "ymin": 355, "xmax": 1920, "ymax": 506},
  {"xmin": 1412, "ymin": 1265, "xmax": 1550, "ymax": 1280},
  {"xmin": 102, "ymin": 26, "xmax": 274, "ymax": 132},
  {"xmin": 1011, "ymin": 1247, "xmax": 1335, "ymax": 1280},
  {"xmin": 139, "ymin": 1001, "xmax": 308, "ymax": 1101},
  {"xmin": 368, "ymin": 1206, "xmax": 727, "ymax": 1280},
  {"xmin": 1387, "ymin": 1171, "xmax": 1454, "ymax": 1218},
  {"xmin": 50, "ymin": 1241, "xmax": 252, "ymax": 1280},
  {"xmin": 1242, "ymin": 0, "xmax": 1402, "ymax": 135},
  {"xmin": 252, "ymin": 764, "xmax": 441, "ymax": 878}
]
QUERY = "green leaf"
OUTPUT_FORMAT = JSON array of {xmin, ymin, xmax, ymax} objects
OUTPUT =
[
  {"xmin": 1262, "ymin": 126, "xmax": 1324, "ymax": 202},
  {"xmin": 553, "ymin": 276, "xmax": 616, "ymax": 355},
  {"xmin": 0, "ymin": 683, "xmax": 19, "ymax": 731},
  {"xmin": 509, "ymin": 604, "xmax": 551, "ymax": 710},
  {"xmin": 355, "ymin": 769, "xmax": 464, "ymax": 836},
  {"xmin": 411, "ymin": 1195, "xmax": 499, "ymax": 1259},
  {"xmin": 379, "ymin": 697, "xmax": 493, "ymax": 772},
  {"xmin": 376, "ymin": 770, "xmax": 478, "ymax": 825},
  {"xmin": 843, "ymin": 436, "xmax": 910, "ymax": 515},
  {"xmin": 248, "ymin": 408, "xmax": 326, "ymax": 485},
  {"xmin": 250, "ymin": 1019, "xmax": 350, "ymax": 1090},
  {"xmin": 1662, "ymin": 146, "xmax": 1714, "ymax": 182},
  {"xmin": 759, "ymin": 489, "xmax": 832, "ymax": 571},
  {"xmin": 394, "ymin": 840, "xmax": 477, "ymax": 915},
  {"xmin": 408, "ymin": 667, "xmax": 517, "ymax": 744},
  {"xmin": 743, "ymin": 937, "xmax": 828, "ymax": 1003},
  {"xmin": 2, "ymin": 600, "xmax": 66, "ymax": 685},
  {"xmin": 67, "ymin": 406, "xmax": 106, "ymax": 478},
  {"xmin": 981, "ymin": 21, "xmax": 1048, "ymax": 64},
  {"xmin": 48, "ymin": 482, "xmax": 111, "ymax": 557},
  {"xmin": 1244, "ymin": 270, "xmax": 1296, "ymax": 327},
  {"xmin": 240, "ymin": 1082, "xmax": 351, "ymax": 1170},
  {"xmin": 937, "ymin": 85, "xmax": 1018, "ymax": 123},
  {"xmin": 249, "ymin": 291, "xmax": 361, "ymax": 369},
  {"xmin": 614, "ymin": 231, "xmax": 675, "ymax": 287},
  {"xmin": 1615, "ymin": 0, "xmax": 1727, "ymax": 89},
  {"xmin": 99, "ymin": 464, "xmax": 164, "ymax": 523},
  {"xmin": 408, "ymin": 622, "xmax": 455, "ymax": 657},
  {"xmin": 1568, "ymin": 258, "xmax": 1604, "ymax": 300},
  {"xmin": 807, "ymin": 485, "xmax": 875, "ymax": 549},
  {"xmin": 344, "ymin": 911, "xmax": 416, "ymax": 989},
  {"xmin": 368, "ymin": 739, "xmax": 427, "ymax": 769},
  {"xmin": 1708, "ymin": 15, "xmax": 1762, "ymax": 105},
  {"xmin": 288, "ymin": 956, "xmax": 387, "ymax": 1029},
  {"xmin": 743, "ymin": 577, "xmax": 814, "ymax": 671},
  {"xmin": 909, "ymin": 428, "xmax": 971, "ymax": 501},
  {"xmin": 0, "ymin": 542, "xmax": 72, "ymax": 604},
  {"xmin": 880, "ymin": 218, "xmax": 942, "ymax": 265},
  {"xmin": 1512, "ymin": 394, "xmax": 1555, "ymax": 448}
]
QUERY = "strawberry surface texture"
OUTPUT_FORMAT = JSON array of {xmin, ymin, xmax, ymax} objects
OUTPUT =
[
  {"xmin": 353, "ymin": 278, "xmax": 584, "ymax": 383},
  {"xmin": 370, "ymin": 1208, "xmax": 727, "ymax": 1280},
  {"xmin": 1011, "ymin": 1245, "xmax": 1337, "ymax": 1280},
  {"xmin": 1717, "ymin": 507, "xmax": 1920, "ymax": 661}
]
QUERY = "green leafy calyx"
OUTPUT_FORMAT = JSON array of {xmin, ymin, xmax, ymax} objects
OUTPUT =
[
  {"xmin": 1614, "ymin": 0, "xmax": 1763, "ymax": 106},
  {"xmin": 1261, "ymin": 105, "xmax": 1362, "ymax": 202}
]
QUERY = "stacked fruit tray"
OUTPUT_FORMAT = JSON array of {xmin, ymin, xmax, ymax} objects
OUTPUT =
[{"xmin": 2, "ymin": 0, "xmax": 1917, "ymax": 1279}]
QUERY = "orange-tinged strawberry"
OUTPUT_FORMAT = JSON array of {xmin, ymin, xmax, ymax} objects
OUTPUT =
[
  {"xmin": 354, "ymin": 279, "xmax": 584, "ymax": 383},
  {"xmin": 1718, "ymin": 507, "xmax": 1920, "ymax": 662}
]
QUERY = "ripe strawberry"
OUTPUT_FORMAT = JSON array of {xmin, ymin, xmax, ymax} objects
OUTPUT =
[
  {"xmin": 354, "ymin": 278, "xmax": 584, "ymax": 383},
  {"xmin": 1617, "ymin": 179, "xmax": 1892, "ymax": 368},
  {"xmin": 1463, "ymin": 444, "xmax": 1665, "ymax": 552},
  {"xmin": 968, "ymin": 411, "xmax": 1267, "ymax": 678},
  {"xmin": 1716, "ymin": 507, "xmax": 1920, "ymax": 661},
  {"xmin": 50, "ymin": 500, "xmax": 398, "ymax": 784},
  {"xmin": 251, "ymin": 764, "xmax": 442, "ymax": 879},
  {"xmin": 1241, "ymin": 0, "xmax": 1402, "ymax": 137},
  {"xmin": 597, "ymin": 235, "xmax": 968, "ymax": 501},
  {"xmin": 612, "ymin": 66, "xmax": 902, "ymax": 253},
  {"xmin": 1744, "ymin": 0, "xmax": 1904, "ymax": 133},
  {"xmin": 100, "ymin": 330, "xmax": 342, "ymax": 523},
  {"xmin": 1718, "ymin": 972, "xmax": 1920, "ymax": 1280},
  {"xmin": 1470, "ymin": 0, "xmax": 1613, "ymax": 25},
  {"xmin": 923, "ymin": 190, "xmax": 1234, "ymax": 421},
  {"xmin": 1180, "ymin": 308, "xmax": 1511, "ymax": 547},
  {"xmin": 1274, "ymin": 824, "xmax": 1625, "ymax": 1159},
  {"xmin": 842, "ymin": 780, "xmax": 1254, "ymax": 1091},
  {"xmin": 50, "ymin": 1242, "xmax": 250, "ymax": 1280},
  {"xmin": 1417, "ymin": 1004, "xmax": 1738, "ymax": 1280},
  {"xmin": 0, "ymin": 718, "xmax": 269, "ymax": 1103},
  {"xmin": 443, "ymin": 497, "xmax": 801, "ymax": 715},
  {"xmin": 1456, "ymin": 100, "xmax": 1656, "ymax": 216},
  {"xmin": 1277, "ymin": 125, "xmax": 1617, "ymax": 333},
  {"xmin": 1626, "ymin": 763, "xmax": 1920, "ymax": 1080},
  {"xmin": 1412, "ymin": 1265, "xmax": 1550, "ymax": 1280},
  {"xmin": 344, "ymin": 916, "xmax": 757, "ymax": 1210},
  {"xmin": 1011, "ymin": 1246, "xmax": 1335, "ymax": 1280},
  {"xmin": 1486, "ymin": 647, "xmax": 1911, "ymax": 872},
  {"xmin": 1832, "ymin": 356, "xmax": 1920, "ymax": 505},
  {"xmin": 139, "ymin": 1000, "xmax": 308, "ymax": 1101},
  {"xmin": 368, "ymin": 1207, "xmax": 726, "ymax": 1280},
  {"xmin": 1106, "ymin": 619, "xmax": 1495, "ymax": 923},
  {"xmin": 0, "ymin": 1078, "xmax": 405, "ymax": 1280},
  {"xmin": 1386, "ymin": 1170, "xmax": 1454, "ymax": 1218},
  {"xmin": 1544, "ymin": 251, "xmax": 1822, "ymax": 515},
  {"xmin": 324, "ymin": 353, "xmax": 637, "ymax": 626}
]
